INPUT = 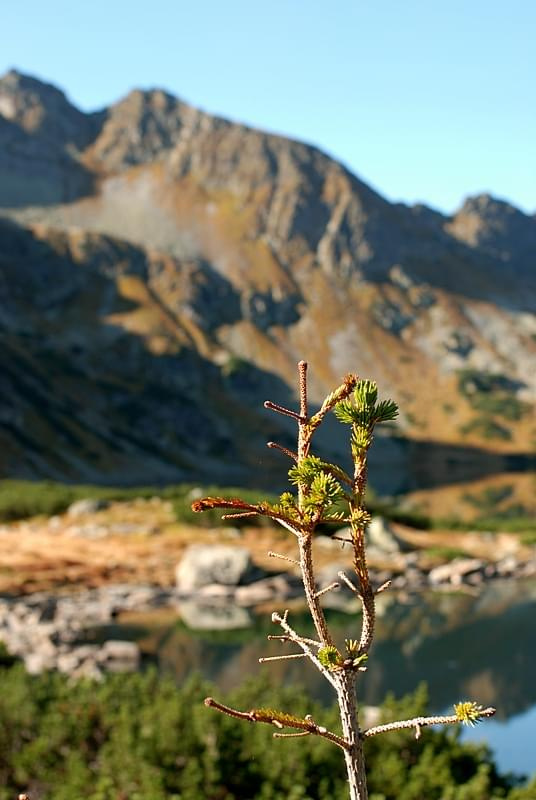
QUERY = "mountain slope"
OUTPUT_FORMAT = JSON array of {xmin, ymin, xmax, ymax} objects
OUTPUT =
[{"xmin": 0, "ymin": 70, "xmax": 534, "ymax": 489}]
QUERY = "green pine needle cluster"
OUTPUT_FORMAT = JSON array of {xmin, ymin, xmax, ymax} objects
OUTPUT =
[
  {"xmin": 454, "ymin": 701, "xmax": 486, "ymax": 727},
  {"xmin": 287, "ymin": 456, "xmax": 347, "ymax": 521},
  {"xmin": 334, "ymin": 380, "xmax": 398, "ymax": 428},
  {"xmin": 334, "ymin": 380, "xmax": 398, "ymax": 460},
  {"xmin": 318, "ymin": 646, "xmax": 344, "ymax": 670}
]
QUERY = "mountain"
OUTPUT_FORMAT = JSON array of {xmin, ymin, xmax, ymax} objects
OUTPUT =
[{"xmin": 0, "ymin": 69, "xmax": 534, "ymax": 491}]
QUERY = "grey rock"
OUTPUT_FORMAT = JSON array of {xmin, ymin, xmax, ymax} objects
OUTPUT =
[
  {"xmin": 175, "ymin": 544, "xmax": 261, "ymax": 592},
  {"xmin": 366, "ymin": 517, "xmax": 410, "ymax": 555},
  {"xmin": 24, "ymin": 651, "xmax": 56, "ymax": 674},
  {"xmin": 428, "ymin": 558, "xmax": 486, "ymax": 586},
  {"xmin": 197, "ymin": 583, "xmax": 237, "ymax": 599},
  {"xmin": 495, "ymin": 556, "xmax": 519, "ymax": 577},
  {"xmin": 57, "ymin": 645, "xmax": 100, "ymax": 673},
  {"xmin": 100, "ymin": 640, "xmax": 140, "ymax": 666},
  {"xmin": 177, "ymin": 600, "xmax": 252, "ymax": 630},
  {"xmin": 67, "ymin": 498, "xmax": 110, "ymax": 517},
  {"xmin": 234, "ymin": 574, "xmax": 298, "ymax": 606}
]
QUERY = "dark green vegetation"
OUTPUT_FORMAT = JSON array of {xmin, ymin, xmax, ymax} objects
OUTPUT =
[
  {"xmin": 459, "ymin": 417, "xmax": 512, "ymax": 442},
  {"xmin": 0, "ymin": 653, "xmax": 534, "ymax": 800},
  {"xmin": 457, "ymin": 370, "xmax": 530, "ymax": 442},
  {"xmin": 0, "ymin": 480, "xmax": 276, "ymax": 527},
  {"xmin": 457, "ymin": 371, "xmax": 529, "ymax": 422},
  {"xmin": 1, "ymin": 480, "xmax": 535, "ymax": 537}
]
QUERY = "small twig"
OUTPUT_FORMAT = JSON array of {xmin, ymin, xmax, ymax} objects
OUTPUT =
[
  {"xmin": 267, "ymin": 634, "xmax": 322, "ymax": 649},
  {"xmin": 259, "ymin": 653, "xmax": 307, "ymax": 663},
  {"xmin": 268, "ymin": 550, "xmax": 300, "ymax": 566},
  {"xmin": 272, "ymin": 611, "xmax": 339, "ymax": 689},
  {"xmin": 338, "ymin": 571, "xmax": 360, "ymax": 595},
  {"xmin": 376, "ymin": 579, "xmax": 392, "ymax": 595},
  {"xmin": 275, "ymin": 517, "xmax": 303, "ymax": 537},
  {"xmin": 264, "ymin": 400, "xmax": 304, "ymax": 423},
  {"xmin": 315, "ymin": 581, "xmax": 340, "ymax": 598},
  {"xmin": 363, "ymin": 707, "xmax": 496, "ymax": 738},
  {"xmin": 205, "ymin": 696, "xmax": 350, "ymax": 750},
  {"xmin": 205, "ymin": 697, "xmax": 256, "ymax": 722},
  {"xmin": 267, "ymin": 441, "xmax": 298, "ymax": 461},
  {"xmin": 332, "ymin": 535, "xmax": 352, "ymax": 546},
  {"xmin": 308, "ymin": 373, "xmax": 359, "ymax": 432},
  {"xmin": 298, "ymin": 360, "xmax": 308, "ymax": 420},
  {"xmin": 221, "ymin": 511, "xmax": 260, "ymax": 520}
]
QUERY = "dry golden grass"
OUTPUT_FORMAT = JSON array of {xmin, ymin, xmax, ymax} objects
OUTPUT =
[{"xmin": 0, "ymin": 497, "xmax": 530, "ymax": 596}]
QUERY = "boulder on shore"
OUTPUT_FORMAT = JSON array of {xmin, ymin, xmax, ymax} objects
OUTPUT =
[{"xmin": 175, "ymin": 544, "xmax": 262, "ymax": 592}]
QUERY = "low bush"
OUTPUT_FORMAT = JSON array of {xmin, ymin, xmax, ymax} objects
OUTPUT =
[{"xmin": 0, "ymin": 664, "xmax": 533, "ymax": 800}]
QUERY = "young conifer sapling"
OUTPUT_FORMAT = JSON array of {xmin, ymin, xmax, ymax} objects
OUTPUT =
[{"xmin": 193, "ymin": 361, "xmax": 495, "ymax": 800}]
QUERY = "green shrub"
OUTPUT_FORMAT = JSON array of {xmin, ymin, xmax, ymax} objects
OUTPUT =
[
  {"xmin": 459, "ymin": 417, "xmax": 512, "ymax": 441},
  {"xmin": 0, "ymin": 665, "xmax": 532, "ymax": 800},
  {"xmin": 458, "ymin": 370, "xmax": 526, "ymax": 409}
]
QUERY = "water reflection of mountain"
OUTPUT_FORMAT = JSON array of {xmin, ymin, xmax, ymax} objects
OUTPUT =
[
  {"xmin": 369, "ymin": 434, "xmax": 536, "ymax": 496},
  {"xmin": 362, "ymin": 580, "xmax": 536, "ymax": 718},
  {"xmin": 130, "ymin": 579, "xmax": 536, "ymax": 721}
]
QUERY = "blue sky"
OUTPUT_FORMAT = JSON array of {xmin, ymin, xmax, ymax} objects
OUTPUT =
[{"xmin": 1, "ymin": 0, "xmax": 534, "ymax": 214}]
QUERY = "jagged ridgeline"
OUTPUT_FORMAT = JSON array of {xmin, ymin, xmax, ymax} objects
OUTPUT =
[{"xmin": 0, "ymin": 70, "xmax": 534, "ymax": 487}]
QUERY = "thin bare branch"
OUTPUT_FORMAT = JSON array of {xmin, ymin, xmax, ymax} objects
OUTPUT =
[
  {"xmin": 259, "ymin": 653, "xmax": 307, "ymax": 663},
  {"xmin": 264, "ymin": 400, "xmax": 304, "ymax": 422},
  {"xmin": 205, "ymin": 697, "xmax": 256, "ymax": 722},
  {"xmin": 221, "ymin": 511, "xmax": 260, "ymax": 520},
  {"xmin": 267, "ymin": 441, "xmax": 298, "ymax": 461},
  {"xmin": 309, "ymin": 373, "xmax": 359, "ymax": 431},
  {"xmin": 298, "ymin": 360, "xmax": 308, "ymax": 420},
  {"xmin": 192, "ymin": 496, "xmax": 303, "ymax": 532},
  {"xmin": 275, "ymin": 517, "xmax": 303, "ymax": 537},
  {"xmin": 315, "ymin": 581, "xmax": 340, "ymax": 598},
  {"xmin": 363, "ymin": 707, "xmax": 496, "ymax": 738},
  {"xmin": 205, "ymin": 696, "xmax": 350, "ymax": 750},
  {"xmin": 267, "ymin": 634, "xmax": 322, "ymax": 649},
  {"xmin": 268, "ymin": 551, "xmax": 300, "ymax": 566},
  {"xmin": 272, "ymin": 611, "xmax": 339, "ymax": 690},
  {"xmin": 375, "ymin": 580, "xmax": 392, "ymax": 595},
  {"xmin": 332, "ymin": 535, "xmax": 353, "ymax": 546},
  {"xmin": 338, "ymin": 571, "xmax": 359, "ymax": 595}
]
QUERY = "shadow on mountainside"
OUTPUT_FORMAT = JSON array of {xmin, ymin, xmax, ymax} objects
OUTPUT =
[{"xmin": 0, "ymin": 217, "xmax": 533, "ymax": 493}]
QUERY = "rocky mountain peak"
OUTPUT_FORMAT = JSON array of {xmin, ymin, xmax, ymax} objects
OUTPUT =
[
  {"xmin": 0, "ymin": 72, "xmax": 534, "ymax": 489},
  {"xmin": 0, "ymin": 69, "xmax": 100, "ymax": 150},
  {"xmin": 447, "ymin": 193, "xmax": 536, "ymax": 276},
  {"xmin": 86, "ymin": 86, "xmax": 196, "ymax": 169}
]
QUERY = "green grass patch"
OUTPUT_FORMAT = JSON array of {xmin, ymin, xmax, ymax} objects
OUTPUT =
[
  {"xmin": 0, "ymin": 480, "xmax": 185, "ymax": 522},
  {"xmin": 0, "ymin": 480, "xmax": 278, "ymax": 527},
  {"xmin": 423, "ymin": 546, "xmax": 470, "ymax": 561}
]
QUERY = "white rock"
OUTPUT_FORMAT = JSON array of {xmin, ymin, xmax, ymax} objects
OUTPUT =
[
  {"xmin": 67, "ymin": 498, "xmax": 109, "ymax": 517},
  {"xmin": 175, "ymin": 544, "xmax": 258, "ymax": 592},
  {"xmin": 429, "ymin": 558, "xmax": 485, "ymax": 586},
  {"xmin": 177, "ymin": 600, "xmax": 252, "ymax": 630}
]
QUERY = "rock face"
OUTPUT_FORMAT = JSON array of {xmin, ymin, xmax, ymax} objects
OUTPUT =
[{"xmin": 0, "ymin": 70, "xmax": 534, "ymax": 490}]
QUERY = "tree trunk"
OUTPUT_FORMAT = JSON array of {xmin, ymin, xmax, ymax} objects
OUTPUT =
[{"xmin": 336, "ymin": 672, "xmax": 368, "ymax": 800}]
